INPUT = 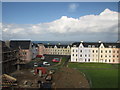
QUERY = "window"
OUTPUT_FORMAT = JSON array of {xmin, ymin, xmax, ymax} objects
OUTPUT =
[
  {"xmin": 96, "ymin": 50, "xmax": 98, "ymax": 53},
  {"xmin": 117, "ymin": 51, "xmax": 119, "ymax": 53},
  {"xmin": 23, "ymin": 52, "xmax": 26, "ymax": 55},
  {"xmin": 92, "ymin": 45, "xmax": 95, "ymax": 48},
  {"xmin": 85, "ymin": 54, "xmax": 87, "ymax": 57},
  {"xmin": 73, "ymin": 54, "xmax": 74, "ymax": 56},
  {"xmin": 80, "ymin": 55, "xmax": 82, "ymax": 57},
  {"xmin": 101, "ymin": 55, "xmax": 103, "ymax": 57},
  {"xmin": 105, "ymin": 60, "xmax": 107, "ymax": 62},
  {"xmin": 76, "ymin": 50, "xmax": 78, "ymax": 52},
  {"xmin": 113, "ymin": 60, "xmax": 115, "ymax": 62},
  {"xmin": 89, "ymin": 55, "xmax": 90, "ymax": 57},
  {"xmin": 109, "ymin": 55, "xmax": 111, "ymax": 57},
  {"xmin": 113, "ymin": 50, "xmax": 115, "ymax": 53},
  {"xmin": 117, "ymin": 55, "xmax": 119, "ymax": 57},
  {"xmin": 105, "ymin": 55, "xmax": 107, "ymax": 57},
  {"xmin": 109, "ymin": 60, "xmax": 111, "ymax": 62},
  {"xmin": 80, "ymin": 50, "xmax": 82, "ymax": 52},
  {"xmin": 76, "ymin": 54, "xmax": 77, "ymax": 56},
  {"xmin": 113, "ymin": 46, "xmax": 116, "ymax": 48},
  {"xmin": 101, "ymin": 50, "xmax": 103, "ymax": 53},
  {"xmin": 109, "ymin": 50, "xmax": 111, "ymax": 53},
  {"xmin": 73, "ymin": 50, "xmax": 74, "ymax": 52},
  {"xmin": 105, "ymin": 50, "xmax": 107, "ymax": 53},
  {"xmin": 113, "ymin": 55, "xmax": 115, "ymax": 57},
  {"xmin": 88, "ymin": 59, "xmax": 90, "ymax": 62},
  {"xmin": 93, "ymin": 50, "xmax": 94, "ymax": 53},
  {"xmin": 88, "ymin": 45, "xmax": 91, "ymax": 48},
  {"xmin": 85, "ymin": 59, "xmax": 87, "ymax": 62},
  {"xmin": 73, "ymin": 45, "xmax": 76, "ymax": 47},
  {"xmin": 76, "ymin": 59, "xmax": 77, "ymax": 61}
]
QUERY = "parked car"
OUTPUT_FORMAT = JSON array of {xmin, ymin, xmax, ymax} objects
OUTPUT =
[
  {"xmin": 43, "ymin": 62, "xmax": 50, "ymax": 66},
  {"xmin": 52, "ymin": 58, "xmax": 60, "ymax": 62},
  {"xmin": 41, "ymin": 56, "xmax": 45, "ymax": 60},
  {"xmin": 36, "ymin": 55, "xmax": 43, "ymax": 58},
  {"xmin": 34, "ymin": 62, "xmax": 38, "ymax": 67}
]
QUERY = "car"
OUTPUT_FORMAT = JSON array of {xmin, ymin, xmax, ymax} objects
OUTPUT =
[
  {"xmin": 34, "ymin": 62, "xmax": 38, "ymax": 67},
  {"xmin": 52, "ymin": 58, "xmax": 60, "ymax": 62},
  {"xmin": 43, "ymin": 62, "xmax": 50, "ymax": 66},
  {"xmin": 41, "ymin": 56, "xmax": 45, "ymax": 60}
]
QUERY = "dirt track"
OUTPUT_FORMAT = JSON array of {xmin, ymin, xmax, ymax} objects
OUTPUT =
[{"xmin": 52, "ymin": 67, "xmax": 90, "ymax": 88}]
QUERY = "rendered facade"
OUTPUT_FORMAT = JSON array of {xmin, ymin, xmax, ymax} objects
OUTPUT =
[
  {"xmin": 71, "ymin": 41, "xmax": 120, "ymax": 63},
  {"xmin": 38, "ymin": 43, "xmax": 71, "ymax": 55}
]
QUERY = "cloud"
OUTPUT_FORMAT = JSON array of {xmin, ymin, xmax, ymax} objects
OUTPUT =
[
  {"xmin": 68, "ymin": 3, "xmax": 79, "ymax": 12},
  {"xmin": 2, "ymin": 8, "xmax": 119, "ymax": 41}
]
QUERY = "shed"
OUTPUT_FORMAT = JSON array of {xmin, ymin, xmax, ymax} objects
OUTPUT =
[{"xmin": 34, "ymin": 67, "xmax": 47, "ymax": 75}]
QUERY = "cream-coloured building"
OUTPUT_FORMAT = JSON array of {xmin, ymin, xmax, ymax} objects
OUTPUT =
[
  {"xmin": 38, "ymin": 43, "xmax": 71, "ymax": 55},
  {"xmin": 71, "ymin": 41, "xmax": 120, "ymax": 63}
]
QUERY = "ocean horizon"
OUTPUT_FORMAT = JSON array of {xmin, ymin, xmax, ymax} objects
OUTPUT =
[{"xmin": 32, "ymin": 41, "xmax": 76, "ymax": 45}]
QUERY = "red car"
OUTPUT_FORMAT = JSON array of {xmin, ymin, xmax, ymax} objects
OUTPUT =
[
  {"xmin": 52, "ymin": 58, "xmax": 60, "ymax": 62},
  {"xmin": 36, "ymin": 55, "xmax": 43, "ymax": 58}
]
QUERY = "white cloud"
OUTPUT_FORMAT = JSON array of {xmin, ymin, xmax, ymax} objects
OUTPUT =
[
  {"xmin": 68, "ymin": 3, "xmax": 79, "ymax": 12},
  {"xmin": 2, "ymin": 8, "xmax": 119, "ymax": 41}
]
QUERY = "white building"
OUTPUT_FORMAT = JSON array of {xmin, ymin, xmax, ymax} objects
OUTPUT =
[{"xmin": 71, "ymin": 41, "xmax": 120, "ymax": 63}]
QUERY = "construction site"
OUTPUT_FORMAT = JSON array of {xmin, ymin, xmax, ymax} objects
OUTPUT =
[{"xmin": 1, "ymin": 54, "xmax": 90, "ymax": 89}]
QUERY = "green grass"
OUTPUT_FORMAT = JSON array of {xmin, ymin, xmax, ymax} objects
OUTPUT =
[
  {"xmin": 50, "ymin": 57, "xmax": 67, "ymax": 70},
  {"xmin": 68, "ymin": 63, "xmax": 119, "ymax": 88}
]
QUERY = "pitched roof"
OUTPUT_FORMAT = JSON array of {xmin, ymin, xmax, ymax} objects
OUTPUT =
[
  {"xmin": 44, "ymin": 44, "xmax": 71, "ymax": 48},
  {"xmin": 103, "ymin": 43, "xmax": 120, "ymax": 48},
  {"xmin": 10, "ymin": 40, "xmax": 31, "ymax": 50},
  {"xmin": 72, "ymin": 42, "xmax": 120, "ymax": 48}
]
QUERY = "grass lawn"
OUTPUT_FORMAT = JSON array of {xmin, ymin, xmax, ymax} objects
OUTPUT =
[{"xmin": 68, "ymin": 63, "xmax": 119, "ymax": 88}]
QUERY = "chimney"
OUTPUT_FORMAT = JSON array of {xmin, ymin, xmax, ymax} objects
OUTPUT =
[
  {"xmin": 47, "ymin": 43, "xmax": 50, "ymax": 45},
  {"xmin": 117, "ymin": 40, "xmax": 120, "ymax": 43},
  {"xmin": 81, "ymin": 40, "xmax": 83, "ymax": 43},
  {"xmin": 98, "ymin": 40, "xmax": 101, "ymax": 43},
  {"xmin": 58, "ymin": 43, "xmax": 61, "ymax": 45}
]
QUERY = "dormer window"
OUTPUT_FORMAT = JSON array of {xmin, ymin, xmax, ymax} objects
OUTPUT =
[
  {"xmin": 92, "ymin": 45, "xmax": 95, "ymax": 48},
  {"xmin": 109, "ymin": 46, "xmax": 112, "ymax": 48},
  {"xmin": 113, "ymin": 46, "xmax": 116, "ymax": 48},
  {"xmin": 73, "ymin": 45, "xmax": 76, "ymax": 47},
  {"xmin": 88, "ymin": 45, "xmax": 91, "ymax": 48}
]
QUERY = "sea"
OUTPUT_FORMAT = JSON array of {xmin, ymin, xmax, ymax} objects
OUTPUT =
[{"xmin": 32, "ymin": 41, "xmax": 76, "ymax": 45}]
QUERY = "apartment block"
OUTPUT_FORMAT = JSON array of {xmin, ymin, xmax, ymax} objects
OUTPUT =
[
  {"xmin": 71, "ymin": 41, "xmax": 120, "ymax": 63},
  {"xmin": 38, "ymin": 43, "xmax": 71, "ymax": 55}
]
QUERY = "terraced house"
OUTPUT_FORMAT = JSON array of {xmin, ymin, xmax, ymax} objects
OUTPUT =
[
  {"xmin": 71, "ymin": 41, "xmax": 120, "ymax": 63},
  {"xmin": 38, "ymin": 43, "xmax": 71, "ymax": 55}
]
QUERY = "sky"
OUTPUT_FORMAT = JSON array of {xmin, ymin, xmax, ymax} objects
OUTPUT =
[{"xmin": 1, "ymin": 2, "xmax": 119, "ymax": 42}]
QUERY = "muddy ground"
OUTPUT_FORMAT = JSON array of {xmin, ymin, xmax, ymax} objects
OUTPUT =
[{"xmin": 52, "ymin": 67, "xmax": 90, "ymax": 88}]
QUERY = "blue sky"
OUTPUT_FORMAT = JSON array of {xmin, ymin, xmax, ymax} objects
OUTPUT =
[
  {"xmin": 2, "ymin": 2, "xmax": 119, "ymax": 41},
  {"xmin": 2, "ymin": 2, "xmax": 118, "ymax": 24}
]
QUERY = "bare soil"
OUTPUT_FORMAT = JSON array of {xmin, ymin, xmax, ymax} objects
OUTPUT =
[{"xmin": 52, "ymin": 67, "xmax": 90, "ymax": 88}]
